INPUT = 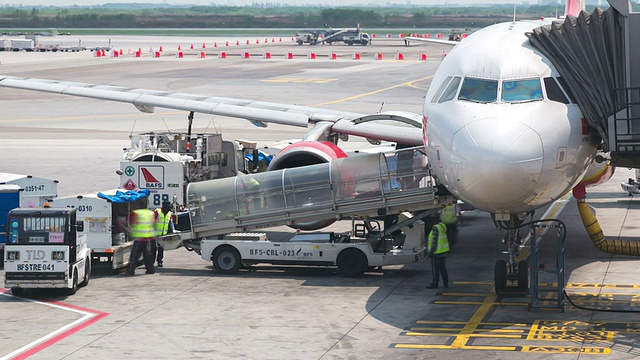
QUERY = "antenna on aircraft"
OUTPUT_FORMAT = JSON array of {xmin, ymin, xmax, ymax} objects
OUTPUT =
[{"xmin": 512, "ymin": 4, "xmax": 517, "ymax": 23}]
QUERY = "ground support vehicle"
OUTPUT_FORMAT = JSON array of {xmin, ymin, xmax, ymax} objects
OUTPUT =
[
  {"xmin": 0, "ymin": 172, "xmax": 58, "ymax": 208},
  {"xmin": 0, "ymin": 185, "xmax": 23, "ymax": 261},
  {"xmin": 295, "ymin": 32, "xmax": 320, "ymax": 45},
  {"xmin": 48, "ymin": 189, "xmax": 150, "ymax": 271},
  {"xmin": 622, "ymin": 168, "xmax": 640, "ymax": 194},
  {"xmin": 159, "ymin": 147, "xmax": 449, "ymax": 275},
  {"xmin": 322, "ymin": 29, "xmax": 371, "ymax": 45},
  {"xmin": 4, "ymin": 208, "xmax": 90, "ymax": 296},
  {"xmin": 118, "ymin": 130, "xmax": 266, "ymax": 212}
]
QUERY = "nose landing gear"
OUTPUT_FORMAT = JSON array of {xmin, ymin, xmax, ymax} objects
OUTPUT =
[{"xmin": 493, "ymin": 213, "xmax": 531, "ymax": 296}]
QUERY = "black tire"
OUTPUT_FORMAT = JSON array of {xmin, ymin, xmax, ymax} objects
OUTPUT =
[
  {"xmin": 212, "ymin": 246, "xmax": 241, "ymax": 274},
  {"xmin": 337, "ymin": 249, "xmax": 368, "ymax": 277},
  {"xmin": 11, "ymin": 287, "xmax": 24, "ymax": 296},
  {"xmin": 297, "ymin": 40, "xmax": 303, "ymax": 45},
  {"xmin": 66, "ymin": 271, "xmax": 78, "ymax": 295},
  {"xmin": 80, "ymin": 258, "xmax": 91, "ymax": 287},
  {"xmin": 517, "ymin": 260, "xmax": 528, "ymax": 292},
  {"xmin": 494, "ymin": 260, "xmax": 507, "ymax": 295},
  {"xmin": 346, "ymin": 41, "xmax": 353, "ymax": 46}
]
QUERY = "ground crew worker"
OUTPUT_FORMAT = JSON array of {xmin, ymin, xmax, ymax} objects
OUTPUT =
[
  {"xmin": 154, "ymin": 200, "xmax": 174, "ymax": 268},
  {"xmin": 440, "ymin": 204, "xmax": 458, "ymax": 248},
  {"xmin": 425, "ymin": 217, "xmax": 450, "ymax": 289},
  {"xmin": 128, "ymin": 208, "xmax": 157, "ymax": 275}
]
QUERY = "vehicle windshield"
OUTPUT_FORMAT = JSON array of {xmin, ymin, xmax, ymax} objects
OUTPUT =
[
  {"xmin": 458, "ymin": 78, "xmax": 498, "ymax": 103},
  {"xmin": 501, "ymin": 78, "xmax": 543, "ymax": 103},
  {"xmin": 8, "ymin": 215, "xmax": 68, "ymax": 245}
]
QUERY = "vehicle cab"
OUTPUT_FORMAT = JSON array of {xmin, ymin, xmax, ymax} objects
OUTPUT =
[{"xmin": 3, "ymin": 208, "xmax": 91, "ymax": 296}]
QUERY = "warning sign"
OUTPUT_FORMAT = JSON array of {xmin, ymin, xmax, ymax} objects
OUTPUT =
[{"xmin": 123, "ymin": 179, "xmax": 137, "ymax": 190}]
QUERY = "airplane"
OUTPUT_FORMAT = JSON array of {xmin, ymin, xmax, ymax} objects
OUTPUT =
[{"xmin": 0, "ymin": 0, "xmax": 618, "ymax": 292}]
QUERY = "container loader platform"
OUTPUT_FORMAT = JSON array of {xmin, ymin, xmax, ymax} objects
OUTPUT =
[{"xmin": 159, "ymin": 147, "xmax": 448, "ymax": 276}]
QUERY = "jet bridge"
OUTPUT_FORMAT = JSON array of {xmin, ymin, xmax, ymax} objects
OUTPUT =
[
  {"xmin": 184, "ymin": 147, "xmax": 443, "ymax": 239},
  {"xmin": 526, "ymin": 0, "xmax": 640, "ymax": 167}
]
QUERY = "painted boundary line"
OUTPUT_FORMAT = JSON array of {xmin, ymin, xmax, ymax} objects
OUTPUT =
[{"xmin": 0, "ymin": 289, "xmax": 109, "ymax": 360}]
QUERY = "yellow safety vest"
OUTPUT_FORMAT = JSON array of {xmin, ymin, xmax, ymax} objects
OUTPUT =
[
  {"xmin": 441, "ymin": 204, "xmax": 458, "ymax": 225},
  {"xmin": 130, "ymin": 209, "xmax": 156, "ymax": 239},
  {"xmin": 427, "ymin": 222, "xmax": 450, "ymax": 255},
  {"xmin": 155, "ymin": 209, "xmax": 172, "ymax": 236}
]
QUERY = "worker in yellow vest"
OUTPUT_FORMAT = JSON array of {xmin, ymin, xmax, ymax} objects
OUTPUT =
[
  {"xmin": 425, "ymin": 217, "xmax": 450, "ymax": 289},
  {"xmin": 128, "ymin": 208, "xmax": 157, "ymax": 275},
  {"xmin": 440, "ymin": 204, "xmax": 459, "ymax": 248},
  {"xmin": 154, "ymin": 200, "xmax": 174, "ymax": 268}
]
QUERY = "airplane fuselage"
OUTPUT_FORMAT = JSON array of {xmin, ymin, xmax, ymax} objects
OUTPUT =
[{"xmin": 424, "ymin": 21, "xmax": 598, "ymax": 214}]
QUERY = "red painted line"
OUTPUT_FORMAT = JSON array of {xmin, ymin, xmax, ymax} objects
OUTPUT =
[{"xmin": 2, "ymin": 293, "xmax": 109, "ymax": 360}]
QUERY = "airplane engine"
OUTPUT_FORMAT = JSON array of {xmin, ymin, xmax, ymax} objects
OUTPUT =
[
  {"xmin": 267, "ymin": 141, "xmax": 348, "ymax": 230},
  {"xmin": 266, "ymin": 141, "xmax": 348, "ymax": 171}
]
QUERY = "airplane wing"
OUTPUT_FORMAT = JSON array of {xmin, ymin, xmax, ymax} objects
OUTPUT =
[
  {"xmin": 0, "ymin": 76, "xmax": 423, "ymax": 146},
  {"xmin": 405, "ymin": 37, "xmax": 461, "ymax": 46}
]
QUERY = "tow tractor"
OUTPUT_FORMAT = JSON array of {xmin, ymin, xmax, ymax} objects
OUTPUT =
[
  {"xmin": 3, "ymin": 208, "xmax": 91, "ymax": 296},
  {"xmin": 159, "ymin": 147, "xmax": 447, "ymax": 276}
]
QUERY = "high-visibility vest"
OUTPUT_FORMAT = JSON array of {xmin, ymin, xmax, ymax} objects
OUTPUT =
[
  {"xmin": 427, "ymin": 222, "xmax": 450, "ymax": 255},
  {"xmin": 130, "ymin": 209, "xmax": 156, "ymax": 239},
  {"xmin": 155, "ymin": 209, "xmax": 172, "ymax": 236},
  {"xmin": 248, "ymin": 177, "xmax": 260, "ymax": 190},
  {"xmin": 441, "ymin": 204, "xmax": 458, "ymax": 225}
]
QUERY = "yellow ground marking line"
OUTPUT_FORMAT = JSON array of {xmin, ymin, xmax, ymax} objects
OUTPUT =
[
  {"xmin": 416, "ymin": 320, "xmax": 529, "ymax": 327},
  {"xmin": 307, "ymin": 75, "xmax": 433, "ymax": 106},
  {"xmin": 405, "ymin": 332, "xmax": 523, "ymax": 339},
  {"xmin": 410, "ymin": 327, "xmax": 526, "ymax": 334},
  {"xmin": 434, "ymin": 300, "xmax": 528, "ymax": 306},
  {"xmin": 394, "ymin": 344, "xmax": 518, "ymax": 351},
  {"xmin": 440, "ymin": 292, "xmax": 489, "ymax": 297},
  {"xmin": 453, "ymin": 281, "xmax": 492, "ymax": 285},
  {"xmin": 447, "ymin": 287, "xmax": 498, "ymax": 349}
]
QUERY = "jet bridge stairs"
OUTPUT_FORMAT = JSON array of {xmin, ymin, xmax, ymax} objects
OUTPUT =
[{"xmin": 179, "ymin": 147, "xmax": 445, "ymax": 246}]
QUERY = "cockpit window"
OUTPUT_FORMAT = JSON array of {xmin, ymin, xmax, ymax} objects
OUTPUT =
[
  {"xmin": 431, "ymin": 76, "xmax": 452, "ymax": 103},
  {"xmin": 458, "ymin": 78, "xmax": 498, "ymax": 103},
  {"xmin": 438, "ymin": 76, "xmax": 461, "ymax": 103},
  {"xmin": 556, "ymin": 76, "xmax": 576, "ymax": 103},
  {"xmin": 501, "ymin": 78, "xmax": 543, "ymax": 103},
  {"xmin": 543, "ymin": 77, "xmax": 569, "ymax": 104}
]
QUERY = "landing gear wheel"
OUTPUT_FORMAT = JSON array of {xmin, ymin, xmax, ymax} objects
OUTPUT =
[
  {"xmin": 212, "ymin": 246, "xmax": 241, "ymax": 274},
  {"xmin": 66, "ymin": 272, "xmax": 78, "ymax": 295},
  {"xmin": 494, "ymin": 260, "xmax": 507, "ymax": 295},
  {"xmin": 337, "ymin": 249, "xmax": 367, "ymax": 277},
  {"xmin": 80, "ymin": 258, "xmax": 91, "ymax": 287},
  {"xmin": 11, "ymin": 287, "xmax": 24, "ymax": 296},
  {"xmin": 517, "ymin": 260, "xmax": 528, "ymax": 292}
]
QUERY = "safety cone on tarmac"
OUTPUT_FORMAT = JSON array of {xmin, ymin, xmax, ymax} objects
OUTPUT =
[
  {"xmin": 279, "ymin": 37, "xmax": 282, "ymax": 42},
  {"xmin": 178, "ymin": 44, "xmax": 181, "ymax": 50},
  {"xmin": 202, "ymin": 42, "xmax": 206, "ymax": 48},
  {"xmin": 119, "ymin": 49, "xmax": 123, "ymax": 55},
  {"xmin": 236, "ymin": 40, "xmax": 240, "ymax": 46},
  {"xmin": 159, "ymin": 46, "xmax": 163, "ymax": 52},
  {"xmin": 190, "ymin": 43, "xmax": 194, "ymax": 49},
  {"xmin": 225, "ymin": 41, "xmax": 229, "ymax": 46},
  {"xmin": 214, "ymin": 42, "xmax": 218, "ymax": 47},
  {"xmin": 198, "ymin": 51, "xmax": 206, "ymax": 58}
]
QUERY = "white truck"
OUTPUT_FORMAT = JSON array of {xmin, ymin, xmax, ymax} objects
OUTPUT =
[
  {"xmin": 622, "ymin": 169, "xmax": 640, "ymax": 195},
  {"xmin": 48, "ymin": 188, "xmax": 150, "ymax": 271},
  {"xmin": 4, "ymin": 208, "xmax": 91, "ymax": 296},
  {"xmin": 118, "ymin": 131, "xmax": 263, "ymax": 211},
  {"xmin": 159, "ymin": 147, "xmax": 443, "ymax": 276},
  {"xmin": 9, "ymin": 39, "xmax": 35, "ymax": 51},
  {"xmin": 323, "ymin": 29, "xmax": 371, "ymax": 46}
]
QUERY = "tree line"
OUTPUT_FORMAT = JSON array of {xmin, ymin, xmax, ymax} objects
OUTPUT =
[{"xmin": 0, "ymin": 5, "xmax": 612, "ymax": 29}]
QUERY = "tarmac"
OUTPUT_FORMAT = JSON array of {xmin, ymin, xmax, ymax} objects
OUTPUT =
[{"xmin": 1, "ymin": 34, "xmax": 640, "ymax": 360}]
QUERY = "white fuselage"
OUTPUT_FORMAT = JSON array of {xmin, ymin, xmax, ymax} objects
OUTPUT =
[{"xmin": 424, "ymin": 21, "xmax": 597, "ymax": 214}]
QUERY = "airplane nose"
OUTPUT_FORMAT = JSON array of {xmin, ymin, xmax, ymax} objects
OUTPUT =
[{"xmin": 449, "ymin": 119, "xmax": 544, "ymax": 212}]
